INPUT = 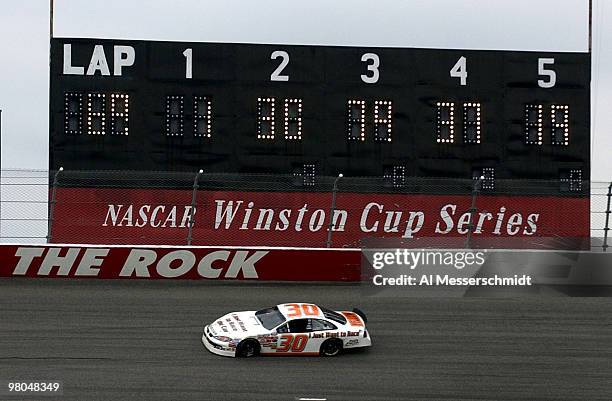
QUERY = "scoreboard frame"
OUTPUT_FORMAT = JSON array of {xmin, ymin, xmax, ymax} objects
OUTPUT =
[{"xmin": 49, "ymin": 38, "xmax": 591, "ymax": 184}]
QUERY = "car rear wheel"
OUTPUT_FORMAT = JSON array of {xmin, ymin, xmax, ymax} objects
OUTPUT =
[
  {"xmin": 320, "ymin": 339, "xmax": 342, "ymax": 357},
  {"xmin": 236, "ymin": 339, "xmax": 260, "ymax": 358}
]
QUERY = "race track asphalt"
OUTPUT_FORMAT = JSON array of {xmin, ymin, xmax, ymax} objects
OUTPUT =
[{"xmin": 1, "ymin": 279, "xmax": 611, "ymax": 401}]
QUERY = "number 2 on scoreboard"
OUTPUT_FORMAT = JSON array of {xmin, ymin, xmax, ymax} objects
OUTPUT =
[{"xmin": 271, "ymin": 50, "xmax": 290, "ymax": 81}]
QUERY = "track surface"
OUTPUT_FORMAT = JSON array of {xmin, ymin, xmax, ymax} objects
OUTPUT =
[{"xmin": 1, "ymin": 279, "xmax": 611, "ymax": 401}]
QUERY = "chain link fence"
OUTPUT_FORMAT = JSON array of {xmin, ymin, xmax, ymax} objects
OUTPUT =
[{"xmin": 0, "ymin": 168, "xmax": 609, "ymax": 250}]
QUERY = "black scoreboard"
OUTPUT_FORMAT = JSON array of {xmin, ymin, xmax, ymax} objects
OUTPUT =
[{"xmin": 49, "ymin": 38, "xmax": 590, "ymax": 181}]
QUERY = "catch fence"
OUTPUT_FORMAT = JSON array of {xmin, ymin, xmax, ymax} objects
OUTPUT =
[{"xmin": 0, "ymin": 169, "xmax": 608, "ymax": 250}]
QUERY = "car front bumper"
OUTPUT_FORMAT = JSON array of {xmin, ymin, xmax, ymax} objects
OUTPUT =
[{"xmin": 201, "ymin": 325, "xmax": 237, "ymax": 357}]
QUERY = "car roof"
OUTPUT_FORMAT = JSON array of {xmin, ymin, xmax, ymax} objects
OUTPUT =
[{"xmin": 277, "ymin": 303, "xmax": 325, "ymax": 320}]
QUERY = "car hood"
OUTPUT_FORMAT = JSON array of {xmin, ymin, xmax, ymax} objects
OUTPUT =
[{"xmin": 208, "ymin": 311, "xmax": 266, "ymax": 338}]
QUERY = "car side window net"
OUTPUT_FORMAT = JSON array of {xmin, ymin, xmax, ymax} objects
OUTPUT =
[{"xmin": 288, "ymin": 319, "xmax": 311, "ymax": 333}]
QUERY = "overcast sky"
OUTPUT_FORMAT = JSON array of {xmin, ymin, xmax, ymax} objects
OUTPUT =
[{"xmin": 0, "ymin": 0, "xmax": 609, "ymax": 180}]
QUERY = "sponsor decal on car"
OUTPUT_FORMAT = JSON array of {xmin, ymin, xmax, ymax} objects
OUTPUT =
[
  {"xmin": 341, "ymin": 312, "xmax": 364, "ymax": 327},
  {"xmin": 231, "ymin": 314, "xmax": 248, "ymax": 332}
]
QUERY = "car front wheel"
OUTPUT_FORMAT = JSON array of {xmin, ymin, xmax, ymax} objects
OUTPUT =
[
  {"xmin": 236, "ymin": 339, "xmax": 260, "ymax": 358},
  {"xmin": 319, "ymin": 339, "xmax": 342, "ymax": 357}
]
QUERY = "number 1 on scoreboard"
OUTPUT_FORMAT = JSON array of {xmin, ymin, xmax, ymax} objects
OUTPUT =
[{"xmin": 183, "ymin": 48, "xmax": 192, "ymax": 79}]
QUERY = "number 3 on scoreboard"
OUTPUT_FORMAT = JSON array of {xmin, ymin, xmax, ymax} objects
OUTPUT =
[{"xmin": 361, "ymin": 53, "xmax": 380, "ymax": 84}]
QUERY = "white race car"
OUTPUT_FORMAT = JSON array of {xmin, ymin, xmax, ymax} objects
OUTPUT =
[{"xmin": 202, "ymin": 303, "xmax": 372, "ymax": 357}]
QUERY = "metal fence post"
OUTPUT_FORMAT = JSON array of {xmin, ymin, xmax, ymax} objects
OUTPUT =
[
  {"xmin": 604, "ymin": 182, "xmax": 612, "ymax": 252},
  {"xmin": 46, "ymin": 167, "xmax": 63, "ymax": 243},
  {"xmin": 187, "ymin": 169, "xmax": 203, "ymax": 245},
  {"xmin": 465, "ymin": 175, "xmax": 483, "ymax": 249},
  {"xmin": 326, "ymin": 174, "xmax": 343, "ymax": 248}
]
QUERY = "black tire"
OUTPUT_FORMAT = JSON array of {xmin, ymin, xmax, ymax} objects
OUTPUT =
[
  {"xmin": 236, "ymin": 339, "xmax": 260, "ymax": 358},
  {"xmin": 319, "ymin": 339, "xmax": 342, "ymax": 357}
]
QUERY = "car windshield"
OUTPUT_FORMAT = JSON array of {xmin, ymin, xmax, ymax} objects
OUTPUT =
[
  {"xmin": 320, "ymin": 307, "xmax": 347, "ymax": 325},
  {"xmin": 255, "ymin": 306, "xmax": 286, "ymax": 330}
]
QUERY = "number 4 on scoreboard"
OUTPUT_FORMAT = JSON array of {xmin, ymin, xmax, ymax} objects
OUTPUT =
[{"xmin": 450, "ymin": 56, "xmax": 467, "ymax": 86}]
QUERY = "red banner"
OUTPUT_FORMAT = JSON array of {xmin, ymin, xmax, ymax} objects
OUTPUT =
[
  {"xmin": 0, "ymin": 245, "xmax": 361, "ymax": 281},
  {"xmin": 50, "ymin": 188, "xmax": 589, "ymax": 247}
]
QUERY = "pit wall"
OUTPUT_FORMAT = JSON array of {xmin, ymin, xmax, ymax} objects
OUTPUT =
[{"xmin": 0, "ymin": 244, "xmax": 361, "ymax": 281}]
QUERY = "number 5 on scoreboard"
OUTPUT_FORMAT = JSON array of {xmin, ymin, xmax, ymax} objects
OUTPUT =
[{"xmin": 538, "ymin": 58, "xmax": 556, "ymax": 88}]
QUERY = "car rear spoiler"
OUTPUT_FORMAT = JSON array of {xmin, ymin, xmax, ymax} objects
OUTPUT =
[{"xmin": 352, "ymin": 308, "xmax": 367, "ymax": 324}]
